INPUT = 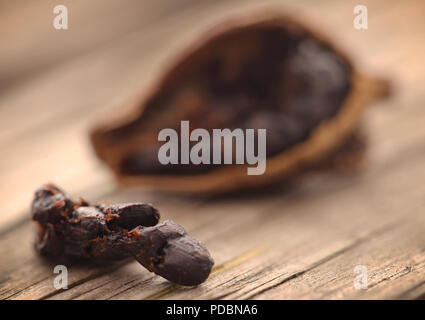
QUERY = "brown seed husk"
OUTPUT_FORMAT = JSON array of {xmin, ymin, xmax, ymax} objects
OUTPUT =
[{"xmin": 90, "ymin": 11, "xmax": 390, "ymax": 194}]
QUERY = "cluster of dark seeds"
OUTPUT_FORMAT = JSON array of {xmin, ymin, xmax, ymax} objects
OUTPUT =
[{"xmin": 31, "ymin": 184, "xmax": 214, "ymax": 286}]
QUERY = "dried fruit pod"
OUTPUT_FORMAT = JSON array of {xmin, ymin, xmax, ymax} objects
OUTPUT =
[{"xmin": 90, "ymin": 11, "xmax": 389, "ymax": 194}]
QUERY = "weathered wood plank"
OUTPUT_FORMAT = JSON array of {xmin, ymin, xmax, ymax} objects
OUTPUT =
[
  {"xmin": 253, "ymin": 213, "xmax": 425, "ymax": 300},
  {"xmin": 1, "ymin": 128, "xmax": 423, "ymax": 299},
  {"xmin": 1, "ymin": 0, "xmax": 425, "ymax": 300},
  {"xmin": 157, "ymin": 147, "xmax": 425, "ymax": 299}
]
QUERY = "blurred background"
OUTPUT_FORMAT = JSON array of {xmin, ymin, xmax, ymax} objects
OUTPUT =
[{"xmin": 1, "ymin": 0, "xmax": 425, "ymax": 299}]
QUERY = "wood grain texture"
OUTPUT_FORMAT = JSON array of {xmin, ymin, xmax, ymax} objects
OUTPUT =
[{"xmin": 0, "ymin": 0, "xmax": 424, "ymax": 299}]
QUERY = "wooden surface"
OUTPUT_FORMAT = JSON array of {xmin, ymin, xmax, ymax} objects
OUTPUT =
[{"xmin": 1, "ymin": 0, "xmax": 425, "ymax": 300}]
